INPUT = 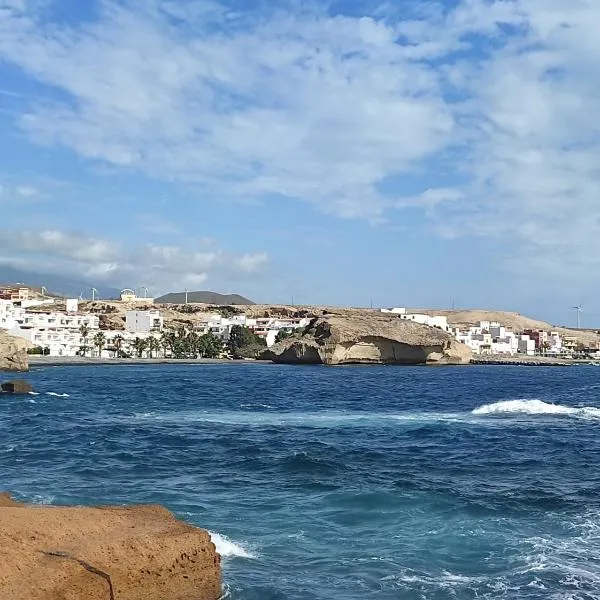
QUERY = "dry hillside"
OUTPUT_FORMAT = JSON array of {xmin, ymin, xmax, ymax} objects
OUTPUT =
[
  {"xmin": 415, "ymin": 309, "xmax": 600, "ymax": 344},
  {"xmin": 31, "ymin": 301, "xmax": 600, "ymax": 345}
]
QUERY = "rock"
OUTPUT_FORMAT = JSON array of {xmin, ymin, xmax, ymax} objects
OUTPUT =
[
  {"xmin": 262, "ymin": 314, "xmax": 472, "ymax": 365},
  {"xmin": 1, "ymin": 380, "xmax": 33, "ymax": 394},
  {"xmin": 0, "ymin": 493, "xmax": 221, "ymax": 600},
  {"xmin": 0, "ymin": 330, "xmax": 29, "ymax": 372}
]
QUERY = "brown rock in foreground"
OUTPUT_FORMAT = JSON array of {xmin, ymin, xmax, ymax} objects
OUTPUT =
[
  {"xmin": 0, "ymin": 331, "xmax": 29, "ymax": 372},
  {"xmin": 0, "ymin": 493, "xmax": 221, "ymax": 600},
  {"xmin": 262, "ymin": 313, "xmax": 472, "ymax": 365}
]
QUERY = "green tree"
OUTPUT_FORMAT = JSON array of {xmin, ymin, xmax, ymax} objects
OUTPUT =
[
  {"xmin": 186, "ymin": 331, "xmax": 200, "ymax": 358},
  {"xmin": 160, "ymin": 331, "xmax": 175, "ymax": 357},
  {"xmin": 112, "ymin": 334, "xmax": 125, "ymax": 358},
  {"xmin": 198, "ymin": 332, "xmax": 222, "ymax": 358},
  {"xmin": 132, "ymin": 337, "xmax": 148, "ymax": 358},
  {"xmin": 228, "ymin": 325, "xmax": 267, "ymax": 358},
  {"xmin": 93, "ymin": 331, "xmax": 106, "ymax": 357},
  {"xmin": 79, "ymin": 323, "xmax": 90, "ymax": 357},
  {"xmin": 275, "ymin": 329, "xmax": 293, "ymax": 343},
  {"xmin": 147, "ymin": 336, "xmax": 161, "ymax": 358}
]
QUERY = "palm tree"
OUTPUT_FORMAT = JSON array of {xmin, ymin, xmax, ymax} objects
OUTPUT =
[
  {"xmin": 79, "ymin": 323, "xmax": 90, "ymax": 357},
  {"xmin": 132, "ymin": 337, "xmax": 148, "ymax": 358},
  {"xmin": 93, "ymin": 331, "xmax": 106, "ymax": 358},
  {"xmin": 160, "ymin": 331, "xmax": 175, "ymax": 358},
  {"xmin": 112, "ymin": 334, "xmax": 124, "ymax": 358},
  {"xmin": 147, "ymin": 336, "xmax": 160, "ymax": 358},
  {"xmin": 186, "ymin": 331, "xmax": 200, "ymax": 358}
]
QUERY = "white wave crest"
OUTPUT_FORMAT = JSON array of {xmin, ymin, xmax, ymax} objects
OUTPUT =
[
  {"xmin": 28, "ymin": 392, "xmax": 40, "ymax": 396},
  {"xmin": 209, "ymin": 532, "xmax": 255, "ymax": 559},
  {"xmin": 46, "ymin": 392, "xmax": 70, "ymax": 398},
  {"xmin": 472, "ymin": 399, "xmax": 600, "ymax": 419}
]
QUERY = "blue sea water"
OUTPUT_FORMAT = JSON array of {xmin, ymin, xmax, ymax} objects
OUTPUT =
[{"xmin": 2, "ymin": 363, "xmax": 600, "ymax": 599}]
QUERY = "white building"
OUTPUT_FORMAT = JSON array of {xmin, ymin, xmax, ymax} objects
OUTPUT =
[
  {"xmin": 518, "ymin": 335, "xmax": 536, "ymax": 356},
  {"xmin": 120, "ymin": 289, "xmax": 154, "ymax": 304},
  {"xmin": 381, "ymin": 307, "xmax": 407, "ymax": 315},
  {"xmin": 0, "ymin": 300, "xmax": 25, "ymax": 330},
  {"xmin": 7, "ymin": 309, "xmax": 100, "ymax": 357},
  {"xmin": 400, "ymin": 313, "xmax": 451, "ymax": 332},
  {"xmin": 125, "ymin": 310, "xmax": 163, "ymax": 334}
]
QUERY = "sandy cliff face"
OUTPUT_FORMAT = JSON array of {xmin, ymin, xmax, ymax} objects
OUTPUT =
[
  {"xmin": 0, "ymin": 331, "xmax": 29, "ymax": 372},
  {"xmin": 263, "ymin": 314, "xmax": 472, "ymax": 365},
  {"xmin": 0, "ymin": 494, "xmax": 221, "ymax": 600}
]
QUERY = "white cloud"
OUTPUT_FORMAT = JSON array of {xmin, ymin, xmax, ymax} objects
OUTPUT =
[
  {"xmin": 0, "ymin": 0, "xmax": 454, "ymax": 221},
  {"xmin": 0, "ymin": 0, "xmax": 599, "ymax": 283},
  {"xmin": 0, "ymin": 229, "xmax": 269, "ymax": 293},
  {"xmin": 15, "ymin": 185, "xmax": 38, "ymax": 197}
]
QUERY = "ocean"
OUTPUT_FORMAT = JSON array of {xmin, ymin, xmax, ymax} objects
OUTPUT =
[{"xmin": 2, "ymin": 363, "xmax": 600, "ymax": 599}]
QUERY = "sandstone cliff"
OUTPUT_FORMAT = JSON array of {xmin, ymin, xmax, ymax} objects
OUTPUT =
[
  {"xmin": 0, "ymin": 494, "xmax": 221, "ymax": 600},
  {"xmin": 0, "ymin": 330, "xmax": 29, "ymax": 372},
  {"xmin": 262, "ymin": 313, "xmax": 472, "ymax": 365}
]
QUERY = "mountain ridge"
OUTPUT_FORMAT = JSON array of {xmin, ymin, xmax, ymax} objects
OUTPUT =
[{"xmin": 155, "ymin": 290, "xmax": 255, "ymax": 305}]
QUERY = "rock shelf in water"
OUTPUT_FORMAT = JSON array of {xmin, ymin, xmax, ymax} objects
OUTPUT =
[
  {"xmin": 262, "ymin": 313, "xmax": 472, "ymax": 365},
  {"xmin": 0, "ymin": 494, "xmax": 221, "ymax": 600}
]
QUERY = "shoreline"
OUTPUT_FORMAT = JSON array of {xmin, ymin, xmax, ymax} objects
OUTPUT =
[
  {"xmin": 27, "ymin": 356, "xmax": 272, "ymax": 367},
  {"xmin": 25, "ymin": 355, "xmax": 598, "ymax": 367},
  {"xmin": 470, "ymin": 355, "xmax": 595, "ymax": 366}
]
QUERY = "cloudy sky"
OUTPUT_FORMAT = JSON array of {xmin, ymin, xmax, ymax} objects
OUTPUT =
[{"xmin": 0, "ymin": 0, "xmax": 598, "ymax": 324}]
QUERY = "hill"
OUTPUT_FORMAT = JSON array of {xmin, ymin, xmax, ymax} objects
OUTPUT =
[
  {"xmin": 0, "ymin": 265, "xmax": 120, "ymax": 300},
  {"xmin": 155, "ymin": 290, "xmax": 255, "ymax": 305}
]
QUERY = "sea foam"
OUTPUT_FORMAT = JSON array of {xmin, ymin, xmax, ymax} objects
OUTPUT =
[
  {"xmin": 46, "ymin": 392, "xmax": 70, "ymax": 398},
  {"xmin": 473, "ymin": 399, "xmax": 600, "ymax": 419},
  {"xmin": 209, "ymin": 532, "xmax": 255, "ymax": 559}
]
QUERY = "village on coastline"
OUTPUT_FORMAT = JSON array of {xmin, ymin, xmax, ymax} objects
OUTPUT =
[{"xmin": 1, "ymin": 284, "xmax": 598, "ymax": 362}]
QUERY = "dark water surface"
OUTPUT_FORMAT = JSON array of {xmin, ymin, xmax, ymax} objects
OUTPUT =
[{"xmin": 2, "ymin": 364, "xmax": 600, "ymax": 599}]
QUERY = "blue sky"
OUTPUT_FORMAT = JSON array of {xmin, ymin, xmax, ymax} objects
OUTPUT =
[{"xmin": 0, "ymin": 0, "xmax": 599, "ymax": 325}]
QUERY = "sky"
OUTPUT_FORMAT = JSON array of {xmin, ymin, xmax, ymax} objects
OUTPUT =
[{"xmin": 0, "ymin": 0, "xmax": 599, "ymax": 325}]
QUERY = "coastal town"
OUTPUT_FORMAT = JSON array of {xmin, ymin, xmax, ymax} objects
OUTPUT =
[{"xmin": 1, "ymin": 284, "xmax": 598, "ymax": 361}]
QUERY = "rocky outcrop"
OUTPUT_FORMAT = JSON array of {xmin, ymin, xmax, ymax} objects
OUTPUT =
[
  {"xmin": 1, "ymin": 379, "xmax": 33, "ymax": 394},
  {"xmin": 262, "ymin": 314, "xmax": 472, "ymax": 365},
  {"xmin": 0, "ymin": 494, "xmax": 221, "ymax": 600},
  {"xmin": 0, "ymin": 330, "xmax": 29, "ymax": 372}
]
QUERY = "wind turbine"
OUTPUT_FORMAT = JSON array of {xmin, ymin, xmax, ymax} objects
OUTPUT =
[
  {"xmin": 141, "ymin": 286, "xmax": 149, "ymax": 299},
  {"xmin": 573, "ymin": 304, "xmax": 583, "ymax": 329},
  {"xmin": 41, "ymin": 286, "xmax": 47, "ymax": 297},
  {"xmin": 91, "ymin": 287, "xmax": 99, "ymax": 301}
]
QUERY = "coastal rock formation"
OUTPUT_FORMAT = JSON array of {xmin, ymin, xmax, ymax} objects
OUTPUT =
[
  {"xmin": 0, "ymin": 330, "xmax": 29, "ymax": 372},
  {"xmin": 262, "ymin": 313, "xmax": 472, "ymax": 365},
  {"xmin": 0, "ymin": 494, "xmax": 221, "ymax": 600},
  {"xmin": 1, "ymin": 379, "xmax": 33, "ymax": 394}
]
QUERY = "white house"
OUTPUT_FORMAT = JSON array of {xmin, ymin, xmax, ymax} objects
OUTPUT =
[
  {"xmin": 518, "ymin": 335, "xmax": 536, "ymax": 356},
  {"xmin": 381, "ymin": 307, "xmax": 407, "ymax": 315},
  {"xmin": 125, "ymin": 310, "xmax": 163, "ymax": 334},
  {"xmin": 0, "ymin": 300, "xmax": 25, "ymax": 330},
  {"xmin": 400, "ymin": 313, "xmax": 451, "ymax": 332}
]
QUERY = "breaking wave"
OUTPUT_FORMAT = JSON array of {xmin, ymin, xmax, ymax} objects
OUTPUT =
[
  {"xmin": 209, "ymin": 532, "xmax": 256, "ymax": 559},
  {"xmin": 472, "ymin": 399, "xmax": 600, "ymax": 419},
  {"xmin": 46, "ymin": 392, "xmax": 70, "ymax": 398}
]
